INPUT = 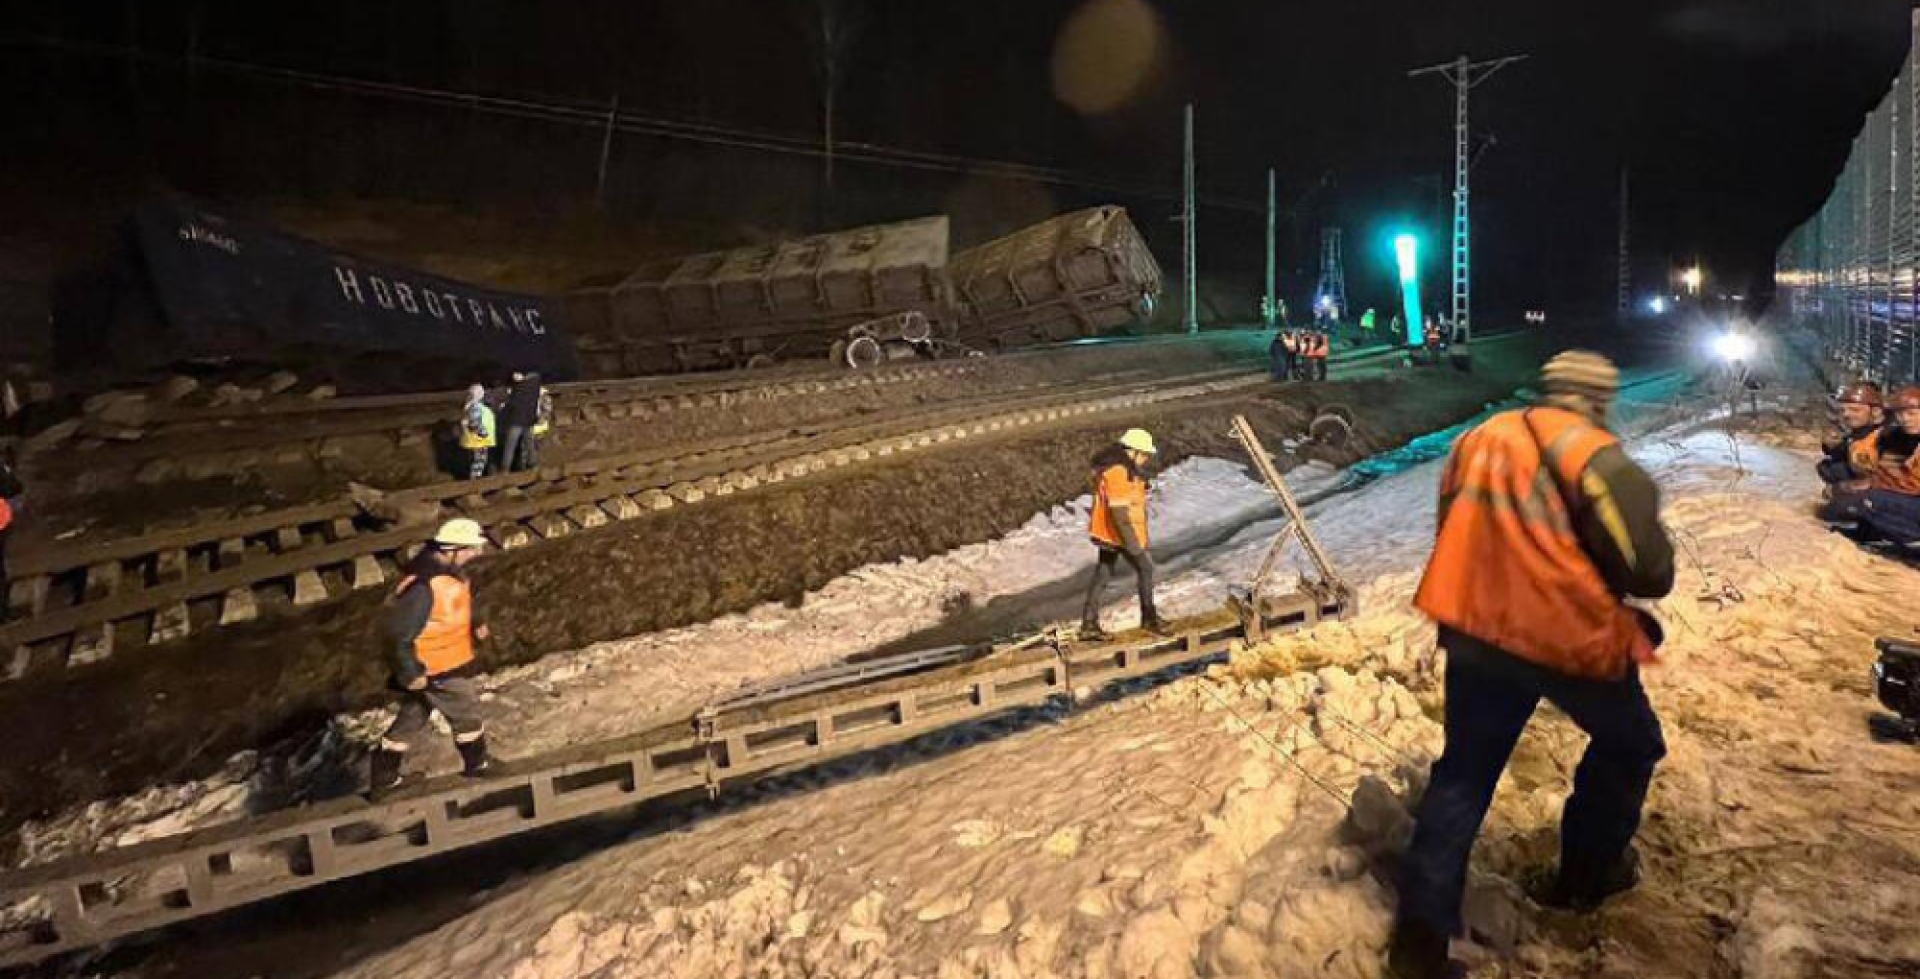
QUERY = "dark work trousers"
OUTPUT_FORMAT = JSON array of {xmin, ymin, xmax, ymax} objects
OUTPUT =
[
  {"xmin": 1270, "ymin": 343, "xmax": 1294, "ymax": 382},
  {"xmin": 468, "ymin": 448, "xmax": 491, "ymax": 481},
  {"xmin": 1312, "ymin": 356, "xmax": 1329, "ymax": 381},
  {"xmin": 380, "ymin": 674, "xmax": 487, "ymax": 753},
  {"xmin": 0, "ymin": 525, "xmax": 9, "ymax": 622},
  {"xmin": 1855, "ymin": 489, "xmax": 1920, "ymax": 543},
  {"xmin": 1399, "ymin": 630, "xmax": 1666, "ymax": 937},
  {"xmin": 1081, "ymin": 544, "xmax": 1157, "ymax": 626},
  {"xmin": 498, "ymin": 426, "xmax": 536, "ymax": 473}
]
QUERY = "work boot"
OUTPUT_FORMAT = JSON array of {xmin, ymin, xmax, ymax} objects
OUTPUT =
[
  {"xmin": 1140, "ymin": 613, "xmax": 1174, "ymax": 637},
  {"xmin": 1529, "ymin": 844, "xmax": 1641, "ymax": 913},
  {"xmin": 456, "ymin": 735, "xmax": 495, "ymax": 778},
  {"xmin": 1385, "ymin": 919, "xmax": 1464, "ymax": 979},
  {"xmin": 366, "ymin": 748, "xmax": 407, "ymax": 801},
  {"xmin": 1079, "ymin": 620, "xmax": 1109, "ymax": 642}
]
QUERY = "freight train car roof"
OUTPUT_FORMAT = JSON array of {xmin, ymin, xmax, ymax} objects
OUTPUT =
[{"xmin": 613, "ymin": 215, "xmax": 949, "ymax": 292}]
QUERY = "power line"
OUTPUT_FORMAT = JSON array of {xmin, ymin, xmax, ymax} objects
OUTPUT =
[{"xmin": 3, "ymin": 32, "xmax": 1266, "ymax": 213}]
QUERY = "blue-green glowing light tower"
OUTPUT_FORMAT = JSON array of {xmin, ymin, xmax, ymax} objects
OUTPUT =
[{"xmin": 1395, "ymin": 234, "xmax": 1424, "ymax": 348}]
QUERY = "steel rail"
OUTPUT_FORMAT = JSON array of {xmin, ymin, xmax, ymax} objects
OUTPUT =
[
  {"xmin": 1, "ymin": 367, "xmax": 1275, "ymax": 682},
  {"xmin": 0, "ymin": 590, "xmax": 1351, "ymax": 969}
]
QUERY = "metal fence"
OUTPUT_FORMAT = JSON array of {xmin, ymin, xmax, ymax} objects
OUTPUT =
[{"xmin": 1777, "ymin": 10, "xmax": 1920, "ymax": 385}]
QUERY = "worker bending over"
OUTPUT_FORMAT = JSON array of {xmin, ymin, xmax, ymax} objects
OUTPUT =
[
  {"xmin": 1390, "ymin": 351, "xmax": 1674, "ymax": 979},
  {"xmin": 1080, "ymin": 428, "xmax": 1168, "ymax": 639},
  {"xmin": 369, "ymin": 518, "xmax": 497, "ymax": 799}
]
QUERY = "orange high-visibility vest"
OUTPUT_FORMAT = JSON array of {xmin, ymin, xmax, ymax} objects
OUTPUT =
[
  {"xmin": 0, "ymin": 497, "xmax": 11, "ymax": 533},
  {"xmin": 1856, "ymin": 428, "xmax": 1920, "ymax": 494},
  {"xmin": 1089, "ymin": 462, "xmax": 1149, "ymax": 549},
  {"xmin": 395, "ymin": 574, "xmax": 476, "ymax": 676},
  {"xmin": 1413, "ymin": 407, "xmax": 1654, "ymax": 680}
]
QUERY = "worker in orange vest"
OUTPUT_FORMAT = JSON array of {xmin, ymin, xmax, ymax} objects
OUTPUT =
[
  {"xmin": 1080, "ymin": 428, "xmax": 1168, "ymax": 639},
  {"xmin": 1825, "ymin": 386, "xmax": 1920, "ymax": 544},
  {"xmin": 1308, "ymin": 330, "xmax": 1331, "ymax": 380},
  {"xmin": 1389, "ymin": 351, "xmax": 1674, "ymax": 979},
  {"xmin": 1816, "ymin": 383, "xmax": 1885, "ymax": 522},
  {"xmin": 369, "ymin": 518, "xmax": 497, "ymax": 799}
]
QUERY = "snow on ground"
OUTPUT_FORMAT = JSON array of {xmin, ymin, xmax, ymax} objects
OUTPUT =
[
  {"xmin": 13, "ymin": 454, "xmax": 1347, "ymax": 866},
  {"xmin": 309, "ymin": 400, "xmax": 1920, "ymax": 979}
]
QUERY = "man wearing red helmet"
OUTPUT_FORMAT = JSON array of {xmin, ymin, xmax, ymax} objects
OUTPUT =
[
  {"xmin": 1833, "ymin": 386, "xmax": 1920, "ymax": 544},
  {"xmin": 1817, "ymin": 383, "xmax": 1885, "ymax": 488}
]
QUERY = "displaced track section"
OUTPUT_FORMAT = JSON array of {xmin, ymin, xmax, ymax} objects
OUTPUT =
[
  {"xmin": 3, "ymin": 365, "xmax": 1283, "ymax": 682},
  {"xmin": 0, "ymin": 588, "xmax": 1352, "ymax": 970}
]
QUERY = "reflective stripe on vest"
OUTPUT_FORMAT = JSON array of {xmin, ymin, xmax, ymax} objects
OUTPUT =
[
  {"xmin": 1858, "ymin": 427, "xmax": 1920, "ymax": 493},
  {"xmin": 1413, "ymin": 407, "xmax": 1653, "ymax": 680},
  {"xmin": 460, "ymin": 404, "xmax": 496, "ymax": 450},
  {"xmin": 1088, "ymin": 462, "xmax": 1149, "ymax": 549},
  {"xmin": 396, "ymin": 574, "xmax": 475, "ymax": 676}
]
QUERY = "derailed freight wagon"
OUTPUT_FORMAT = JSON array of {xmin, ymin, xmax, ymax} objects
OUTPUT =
[
  {"xmin": 564, "ymin": 216, "xmax": 951, "ymax": 376},
  {"xmin": 52, "ymin": 198, "xmax": 580, "ymax": 393},
  {"xmin": 948, "ymin": 206, "xmax": 1162, "ymax": 349}
]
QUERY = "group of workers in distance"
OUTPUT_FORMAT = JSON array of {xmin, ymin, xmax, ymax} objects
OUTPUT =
[
  {"xmin": 1818, "ymin": 381, "xmax": 1920, "ymax": 546},
  {"xmin": 369, "ymin": 346, "xmax": 1686, "ymax": 979},
  {"xmin": 457, "ymin": 371, "xmax": 553, "ymax": 480},
  {"xmin": 1270, "ymin": 327, "xmax": 1333, "ymax": 381}
]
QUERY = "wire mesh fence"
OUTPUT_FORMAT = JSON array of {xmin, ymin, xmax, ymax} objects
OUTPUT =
[{"xmin": 1777, "ymin": 10, "xmax": 1920, "ymax": 386}]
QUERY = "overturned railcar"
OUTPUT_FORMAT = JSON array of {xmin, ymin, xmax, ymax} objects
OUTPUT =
[
  {"xmin": 53, "ymin": 198, "xmax": 579, "ymax": 393},
  {"xmin": 949, "ymin": 206, "xmax": 1162, "ymax": 349}
]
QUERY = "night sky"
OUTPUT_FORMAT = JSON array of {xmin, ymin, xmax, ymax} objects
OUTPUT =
[{"xmin": 8, "ymin": 1, "xmax": 1917, "ymax": 316}]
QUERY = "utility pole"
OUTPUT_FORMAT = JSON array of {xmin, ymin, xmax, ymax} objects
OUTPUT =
[
  {"xmin": 1183, "ymin": 103, "xmax": 1199, "ymax": 333},
  {"xmin": 1617, "ymin": 167, "xmax": 1631, "ymax": 322},
  {"xmin": 1265, "ymin": 167, "xmax": 1278, "ymax": 329},
  {"xmin": 1409, "ymin": 54, "xmax": 1527, "ymax": 349}
]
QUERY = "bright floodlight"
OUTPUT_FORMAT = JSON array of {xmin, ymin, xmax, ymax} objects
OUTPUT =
[
  {"xmin": 1393, "ymin": 235, "xmax": 1423, "ymax": 346},
  {"xmin": 1681, "ymin": 267, "xmax": 1704, "ymax": 295},
  {"xmin": 1712, "ymin": 331, "xmax": 1754, "ymax": 362},
  {"xmin": 1394, "ymin": 234, "xmax": 1420, "ymax": 286},
  {"xmin": 1647, "ymin": 296, "xmax": 1668, "ymax": 315}
]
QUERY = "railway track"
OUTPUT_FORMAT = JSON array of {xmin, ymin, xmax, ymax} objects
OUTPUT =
[
  {"xmin": 39, "ymin": 357, "xmax": 995, "ymax": 477},
  {"xmin": 0, "ymin": 415, "xmax": 1352, "ymax": 970},
  {"xmin": 1, "ymin": 365, "xmax": 1279, "ymax": 683},
  {"xmin": 0, "ymin": 569, "xmax": 1352, "ymax": 971}
]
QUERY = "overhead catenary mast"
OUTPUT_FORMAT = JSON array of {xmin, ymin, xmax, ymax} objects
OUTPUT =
[
  {"xmin": 1183, "ymin": 103, "xmax": 1199, "ymax": 333},
  {"xmin": 1265, "ymin": 167, "xmax": 1278, "ymax": 328},
  {"xmin": 1408, "ymin": 54, "xmax": 1528, "ymax": 349},
  {"xmin": 1618, "ymin": 167, "xmax": 1632, "ymax": 321}
]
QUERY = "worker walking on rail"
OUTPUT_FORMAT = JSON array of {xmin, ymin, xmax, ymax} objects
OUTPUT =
[
  {"xmin": 498, "ymin": 371, "xmax": 545, "ymax": 473},
  {"xmin": 1080, "ymin": 428, "xmax": 1168, "ymax": 639},
  {"xmin": 459, "ymin": 384, "xmax": 497, "ymax": 480},
  {"xmin": 1389, "ymin": 351, "xmax": 1674, "ymax": 979},
  {"xmin": 369, "ymin": 518, "xmax": 497, "ymax": 799}
]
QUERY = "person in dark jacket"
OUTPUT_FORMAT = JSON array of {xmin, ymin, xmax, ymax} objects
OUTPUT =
[
  {"xmin": 1270, "ymin": 331, "xmax": 1296, "ymax": 382},
  {"xmin": 368, "ymin": 518, "xmax": 495, "ymax": 799},
  {"xmin": 1816, "ymin": 383, "xmax": 1885, "ymax": 524},
  {"xmin": 497, "ymin": 371, "xmax": 545, "ymax": 473},
  {"xmin": 1389, "ymin": 351, "xmax": 1675, "ymax": 979}
]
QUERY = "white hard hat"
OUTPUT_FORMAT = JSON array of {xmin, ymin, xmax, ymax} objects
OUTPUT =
[
  {"xmin": 1119, "ymin": 428, "xmax": 1157, "ymax": 455},
  {"xmin": 433, "ymin": 518, "xmax": 488, "ymax": 549}
]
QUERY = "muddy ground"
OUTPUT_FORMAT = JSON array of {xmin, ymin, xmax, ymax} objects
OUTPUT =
[{"xmin": 0, "ymin": 333, "xmax": 1565, "ymax": 854}]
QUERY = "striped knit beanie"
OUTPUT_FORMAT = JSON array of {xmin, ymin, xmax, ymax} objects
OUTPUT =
[{"xmin": 1540, "ymin": 350, "xmax": 1620, "ymax": 404}]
